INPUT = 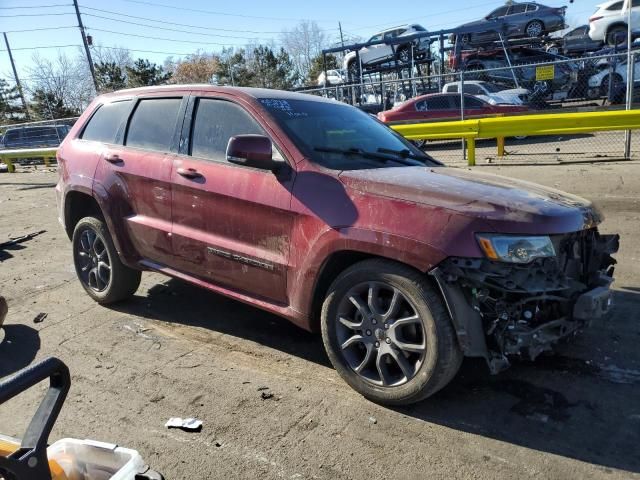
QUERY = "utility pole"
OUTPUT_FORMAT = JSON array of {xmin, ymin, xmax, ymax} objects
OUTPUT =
[
  {"xmin": 72, "ymin": 0, "xmax": 98, "ymax": 92},
  {"xmin": 3, "ymin": 32, "xmax": 29, "ymax": 119},
  {"xmin": 338, "ymin": 22, "xmax": 345, "ymax": 49}
]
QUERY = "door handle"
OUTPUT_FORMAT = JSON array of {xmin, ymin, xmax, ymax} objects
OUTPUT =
[
  {"xmin": 105, "ymin": 154, "xmax": 123, "ymax": 164},
  {"xmin": 177, "ymin": 167, "xmax": 202, "ymax": 179}
]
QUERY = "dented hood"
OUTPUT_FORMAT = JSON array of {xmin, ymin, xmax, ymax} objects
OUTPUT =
[{"xmin": 339, "ymin": 167, "xmax": 602, "ymax": 234}]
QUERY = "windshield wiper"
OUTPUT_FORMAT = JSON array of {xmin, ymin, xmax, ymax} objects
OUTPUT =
[
  {"xmin": 376, "ymin": 147, "xmax": 442, "ymax": 166},
  {"xmin": 313, "ymin": 146, "xmax": 416, "ymax": 166}
]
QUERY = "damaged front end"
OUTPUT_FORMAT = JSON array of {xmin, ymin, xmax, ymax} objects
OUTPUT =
[{"xmin": 432, "ymin": 229, "xmax": 619, "ymax": 374}]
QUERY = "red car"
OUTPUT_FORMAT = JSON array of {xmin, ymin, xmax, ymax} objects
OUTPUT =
[
  {"xmin": 378, "ymin": 93, "xmax": 527, "ymax": 123},
  {"xmin": 56, "ymin": 86, "xmax": 618, "ymax": 405}
]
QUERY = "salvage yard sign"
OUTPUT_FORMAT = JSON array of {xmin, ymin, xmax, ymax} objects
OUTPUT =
[{"xmin": 536, "ymin": 65, "xmax": 555, "ymax": 81}]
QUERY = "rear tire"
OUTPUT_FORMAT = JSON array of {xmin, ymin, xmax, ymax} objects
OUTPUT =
[
  {"xmin": 607, "ymin": 25, "xmax": 627, "ymax": 47},
  {"xmin": 525, "ymin": 20, "xmax": 545, "ymax": 38},
  {"xmin": 72, "ymin": 216, "xmax": 141, "ymax": 304},
  {"xmin": 320, "ymin": 259, "xmax": 463, "ymax": 405}
]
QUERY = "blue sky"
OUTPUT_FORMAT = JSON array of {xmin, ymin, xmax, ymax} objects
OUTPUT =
[{"xmin": 0, "ymin": 0, "xmax": 603, "ymax": 83}]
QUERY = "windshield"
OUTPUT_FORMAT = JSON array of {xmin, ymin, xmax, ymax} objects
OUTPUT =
[{"xmin": 259, "ymin": 98, "xmax": 438, "ymax": 170}]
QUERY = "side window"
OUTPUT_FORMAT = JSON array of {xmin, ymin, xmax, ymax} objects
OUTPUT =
[
  {"xmin": 125, "ymin": 98, "xmax": 182, "ymax": 152},
  {"xmin": 525, "ymin": 4, "xmax": 539, "ymax": 12},
  {"xmin": 415, "ymin": 100, "xmax": 428, "ymax": 111},
  {"xmin": 425, "ymin": 96, "xmax": 453, "ymax": 110},
  {"xmin": 464, "ymin": 84, "xmax": 482, "ymax": 95},
  {"xmin": 4, "ymin": 130, "xmax": 20, "ymax": 145},
  {"xmin": 633, "ymin": 0, "xmax": 640, "ymax": 7},
  {"xmin": 606, "ymin": 1, "xmax": 623, "ymax": 10},
  {"xmin": 368, "ymin": 34, "xmax": 382, "ymax": 42},
  {"xmin": 465, "ymin": 97, "xmax": 486, "ymax": 109},
  {"xmin": 510, "ymin": 4, "xmax": 527, "ymax": 14},
  {"xmin": 488, "ymin": 6, "xmax": 509, "ymax": 19},
  {"xmin": 81, "ymin": 100, "xmax": 132, "ymax": 144},
  {"xmin": 190, "ymin": 98, "xmax": 265, "ymax": 162},
  {"xmin": 446, "ymin": 84, "xmax": 459, "ymax": 93}
]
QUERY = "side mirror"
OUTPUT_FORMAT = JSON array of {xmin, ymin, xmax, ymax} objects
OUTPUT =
[{"xmin": 226, "ymin": 134, "xmax": 280, "ymax": 172}]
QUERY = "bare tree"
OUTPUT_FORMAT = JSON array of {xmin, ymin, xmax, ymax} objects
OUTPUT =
[
  {"xmin": 90, "ymin": 45, "xmax": 133, "ymax": 71},
  {"xmin": 25, "ymin": 50, "xmax": 95, "ymax": 118},
  {"xmin": 280, "ymin": 21, "xmax": 327, "ymax": 83}
]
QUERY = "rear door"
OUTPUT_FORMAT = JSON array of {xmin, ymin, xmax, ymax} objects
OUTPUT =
[
  {"xmin": 169, "ymin": 94, "xmax": 295, "ymax": 304},
  {"xmin": 360, "ymin": 33, "xmax": 387, "ymax": 65},
  {"xmin": 95, "ymin": 94, "xmax": 187, "ymax": 266}
]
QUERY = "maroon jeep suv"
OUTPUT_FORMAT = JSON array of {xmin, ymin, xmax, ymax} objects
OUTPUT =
[{"xmin": 56, "ymin": 85, "xmax": 619, "ymax": 405}]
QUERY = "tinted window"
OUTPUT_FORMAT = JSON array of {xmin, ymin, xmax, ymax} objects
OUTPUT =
[
  {"xmin": 488, "ymin": 6, "xmax": 509, "ymax": 18},
  {"xmin": 412, "ymin": 25, "xmax": 427, "ymax": 32},
  {"xmin": 606, "ymin": 1, "xmax": 623, "ymax": 10},
  {"xmin": 525, "ymin": 3, "xmax": 539, "ymax": 12},
  {"xmin": 465, "ymin": 97, "xmax": 486, "ymax": 108},
  {"xmin": 191, "ymin": 99, "xmax": 264, "ymax": 162},
  {"xmin": 509, "ymin": 4, "xmax": 527, "ymax": 14},
  {"xmin": 633, "ymin": 0, "xmax": 640, "ymax": 7},
  {"xmin": 424, "ymin": 96, "xmax": 452, "ymax": 109},
  {"xmin": 446, "ymin": 84, "xmax": 458, "ymax": 93},
  {"xmin": 3, "ymin": 130, "xmax": 20, "ymax": 144},
  {"xmin": 82, "ymin": 100, "xmax": 132, "ymax": 144},
  {"xmin": 126, "ymin": 98, "xmax": 181, "ymax": 152},
  {"xmin": 464, "ymin": 84, "xmax": 483, "ymax": 95},
  {"xmin": 368, "ymin": 34, "xmax": 382, "ymax": 42}
]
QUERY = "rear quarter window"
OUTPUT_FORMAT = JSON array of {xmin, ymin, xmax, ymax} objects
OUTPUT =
[{"xmin": 81, "ymin": 100, "xmax": 132, "ymax": 144}]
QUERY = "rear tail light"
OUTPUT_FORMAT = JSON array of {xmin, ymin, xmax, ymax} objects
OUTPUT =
[{"xmin": 589, "ymin": 16, "xmax": 603, "ymax": 23}]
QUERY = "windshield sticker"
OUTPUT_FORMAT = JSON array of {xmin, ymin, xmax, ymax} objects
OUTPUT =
[{"xmin": 260, "ymin": 99, "xmax": 308, "ymax": 118}]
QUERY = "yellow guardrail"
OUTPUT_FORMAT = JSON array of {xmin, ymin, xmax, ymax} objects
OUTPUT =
[
  {"xmin": 0, "ymin": 147, "xmax": 57, "ymax": 173},
  {"xmin": 391, "ymin": 109, "xmax": 640, "ymax": 166}
]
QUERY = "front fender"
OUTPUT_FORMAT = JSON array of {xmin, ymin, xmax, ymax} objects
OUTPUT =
[{"xmin": 288, "ymin": 226, "xmax": 448, "ymax": 319}]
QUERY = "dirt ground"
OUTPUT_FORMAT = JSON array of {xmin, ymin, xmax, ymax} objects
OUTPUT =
[{"xmin": 0, "ymin": 160, "xmax": 639, "ymax": 480}]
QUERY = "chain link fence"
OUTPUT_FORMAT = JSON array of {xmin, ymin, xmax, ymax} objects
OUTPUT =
[
  {"xmin": 0, "ymin": 118, "xmax": 78, "ymax": 169},
  {"xmin": 302, "ymin": 49, "xmax": 640, "ymax": 165}
]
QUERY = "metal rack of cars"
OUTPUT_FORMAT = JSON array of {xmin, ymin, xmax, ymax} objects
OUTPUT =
[{"xmin": 308, "ymin": 1, "xmax": 640, "ymax": 117}]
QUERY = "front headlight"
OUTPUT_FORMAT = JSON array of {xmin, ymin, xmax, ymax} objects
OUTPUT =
[{"xmin": 476, "ymin": 234, "xmax": 556, "ymax": 264}]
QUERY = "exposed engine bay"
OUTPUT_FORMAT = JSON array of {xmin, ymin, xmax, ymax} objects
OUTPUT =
[{"xmin": 432, "ymin": 229, "xmax": 620, "ymax": 373}]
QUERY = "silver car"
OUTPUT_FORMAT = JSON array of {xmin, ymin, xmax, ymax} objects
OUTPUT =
[
  {"xmin": 343, "ymin": 24, "xmax": 430, "ymax": 79},
  {"xmin": 452, "ymin": 2, "xmax": 567, "ymax": 47}
]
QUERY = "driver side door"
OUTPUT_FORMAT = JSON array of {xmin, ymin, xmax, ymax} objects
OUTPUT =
[{"xmin": 170, "ymin": 94, "xmax": 296, "ymax": 304}]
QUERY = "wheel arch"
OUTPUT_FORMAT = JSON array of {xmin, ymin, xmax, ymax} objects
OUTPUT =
[
  {"xmin": 308, "ymin": 250, "xmax": 440, "ymax": 333},
  {"xmin": 63, "ymin": 189, "xmax": 104, "ymax": 239}
]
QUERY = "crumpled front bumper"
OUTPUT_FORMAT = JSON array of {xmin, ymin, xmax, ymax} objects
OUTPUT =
[{"xmin": 431, "ymin": 230, "xmax": 619, "ymax": 373}]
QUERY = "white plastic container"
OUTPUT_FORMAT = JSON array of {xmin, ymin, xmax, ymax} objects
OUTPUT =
[{"xmin": 46, "ymin": 438, "xmax": 146, "ymax": 480}]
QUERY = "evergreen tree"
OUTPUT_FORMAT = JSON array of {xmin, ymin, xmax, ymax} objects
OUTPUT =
[
  {"xmin": 95, "ymin": 61, "xmax": 127, "ymax": 92},
  {"xmin": 125, "ymin": 59, "xmax": 171, "ymax": 87},
  {"xmin": 0, "ymin": 79, "xmax": 25, "ymax": 123}
]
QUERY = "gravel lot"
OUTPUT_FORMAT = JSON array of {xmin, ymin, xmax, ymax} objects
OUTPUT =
[{"xmin": 0, "ymin": 161, "xmax": 639, "ymax": 480}]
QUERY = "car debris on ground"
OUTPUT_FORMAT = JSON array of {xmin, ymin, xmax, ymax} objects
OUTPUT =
[
  {"xmin": 0, "ymin": 230, "xmax": 46, "ymax": 250},
  {"xmin": 164, "ymin": 417, "xmax": 203, "ymax": 432}
]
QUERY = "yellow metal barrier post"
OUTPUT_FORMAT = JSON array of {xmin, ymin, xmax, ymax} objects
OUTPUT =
[
  {"xmin": 497, "ymin": 137, "xmax": 505, "ymax": 157},
  {"xmin": 467, "ymin": 138, "xmax": 476, "ymax": 166}
]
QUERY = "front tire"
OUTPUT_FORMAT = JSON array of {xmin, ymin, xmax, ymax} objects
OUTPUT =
[
  {"xmin": 320, "ymin": 259, "xmax": 462, "ymax": 405},
  {"xmin": 72, "ymin": 216, "xmax": 141, "ymax": 304}
]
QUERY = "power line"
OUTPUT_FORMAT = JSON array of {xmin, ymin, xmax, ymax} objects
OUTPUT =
[
  {"xmin": 4, "ymin": 26, "xmax": 77, "ymax": 33},
  {"xmin": 119, "ymin": 0, "xmax": 340, "ymax": 25},
  {"xmin": 0, "ymin": 44, "xmax": 81, "ymax": 51},
  {"xmin": 81, "ymin": 6, "xmax": 284, "ymax": 34},
  {"xmin": 0, "ymin": 3, "xmax": 72, "ymax": 9},
  {"xmin": 0, "ymin": 12, "xmax": 74, "ymax": 18},
  {"xmin": 347, "ymin": 0, "xmax": 499, "ymax": 32},
  {"xmin": 82, "ymin": 13, "xmax": 270, "ymax": 40},
  {"xmin": 88, "ymin": 27, "xmax": 272, "ymax": 47}
]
